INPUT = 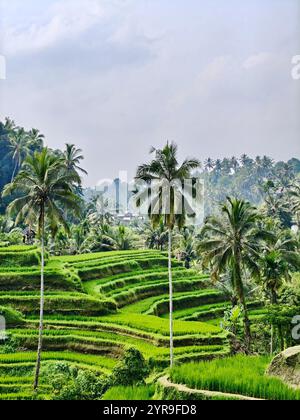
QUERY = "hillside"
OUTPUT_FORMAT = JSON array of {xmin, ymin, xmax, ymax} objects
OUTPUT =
[
  {"xmin": 0, "ymin": 246, "xmax": 235, "ymax": 399},
  {"xmin": 1, "ymin": 246, "xmax": 298, "ymax": 400}
]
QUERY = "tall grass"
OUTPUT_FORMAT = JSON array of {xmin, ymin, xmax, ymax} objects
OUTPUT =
[
  {"xmin": 171, "ymin": 355, "xmax": 300, "ymax": 400},
  {"xmin": 102, "ymin": 385, "xmax": 155, "ymax": 401}
]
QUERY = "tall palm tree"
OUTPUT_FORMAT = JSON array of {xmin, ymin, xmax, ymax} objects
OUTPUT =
[
  {"xmin": 64, "ymin": 143, "xmax": 88, "ymax": 182},
  {"xmin": 198, "ymin": 197, "xmax": 263, "ymax": 351},
  {"xmin": 230, "ymin": 157, "xmax": 239, "ymax": 173},
  {"xmin": 289, "ymin": 181, "xmax": 300, "ymax": 227},
  {"xmin": 135, "ymin": 142, "xmax": 200, "ymax": 366},
  {"xmin": 204, "ymin": 158, "xmax": 215, "ymax": 172},
  {"xmin": 28, "ymin": 128, "xmax": 45, "ymax": 150},
  {"xmin": 260, "ymin": 231, "xmax": 300, "ymax": 352},
  {"xmin": 2, "ymin": 148, "xmax": 81, "ymax": 390},
  {"xmin": 8, "ymin": 128, "xmax": 30, "ymax": 182}
]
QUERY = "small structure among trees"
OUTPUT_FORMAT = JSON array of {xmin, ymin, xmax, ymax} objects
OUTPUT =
[{"xmin": 22, "ymin": 227, "xmax": 36, "ymax": 245}]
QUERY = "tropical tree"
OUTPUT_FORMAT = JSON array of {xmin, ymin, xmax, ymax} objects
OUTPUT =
[
  {"xmin": 2, "ymin": 149, "xmax": 82, "ymax": 390},
  {"xmin": 102, "ymin": 225, "xmax": 138, "ymax": 251},
  {"xmin": 135, "ymin": 142, "xmax": 200, "ymax": 366},
  {"xmin": 177, "ymin": 226, "xmax": 197, "ymax": 269},
  {"xmin": 144, "ymin": 219, "xmax": 169, "ymax": 251},
  {"xmin": 289, "ymin": 181, "xmax": 300, "ymax": 227},
  {"xmin": 28, "ymin": 128, "xmax": 45, "ymax": 150},
  {"xmin": 259, "ymin": 230, "xmax": 300, "ymax": 352},
  {"xmin": 204, "ymin": 158, "xmax": 215, "ymax": 172},
  {"xmin": 198, "ymin": 197, "xmax": 264, "ymax": 351},
  {"xmin": 63, "ymin": 144, "xmax": 87, "ymax": 183},
  {"xmin": 8, "ymin": 128, "xmax": 30, "ymax": 182}
]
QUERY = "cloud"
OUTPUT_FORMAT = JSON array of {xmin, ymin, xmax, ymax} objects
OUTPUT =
[
  {"xmin": 1, "ymin": 0, "xmax": 300, "ymax": 186},
  {"xmin": 243, "ymin": 52, "xmax": 274, "ymax": 70},
  {"xmin": 3, "ymin": 0, "xmax": 127, "ymax": 56}
]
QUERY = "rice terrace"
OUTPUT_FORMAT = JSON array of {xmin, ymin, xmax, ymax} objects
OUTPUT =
[{"xmin": 1, "ymin": 0, "xmax": 300, "ymax": 405}]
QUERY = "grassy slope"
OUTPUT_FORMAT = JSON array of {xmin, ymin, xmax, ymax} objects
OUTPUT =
[
  {"xmin": 1, "ymin": 246, "xmax": 287, "ymax": 401},
  {"xmin": 170, "ymin": 355, "xmax": 300, "ymax": 400}
]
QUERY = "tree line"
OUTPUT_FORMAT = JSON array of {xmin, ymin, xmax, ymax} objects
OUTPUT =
[{"xmin": 0, "ymin": 118, "xmax": 300, "ymax": 388}]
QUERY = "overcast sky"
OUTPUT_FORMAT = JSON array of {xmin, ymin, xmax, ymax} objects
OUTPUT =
[{"xmin": 0, "ymin": 0, "xmax": 299, "ymax": 186}]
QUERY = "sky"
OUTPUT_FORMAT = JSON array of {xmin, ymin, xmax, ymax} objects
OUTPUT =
[{"xmin": 0, "ymin": 0, "xmax": 299, "ymax": 186}]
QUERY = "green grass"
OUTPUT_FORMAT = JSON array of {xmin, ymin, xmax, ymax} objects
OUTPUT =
[
  {"xmin": 102, "ymin": 385, "xmax": 156, "ymax": 401},
  {"xmin": 11, "ymin": 328, "xmax": 225, "ymax": 362},
  {"xmin": 0, "ymin": 292, "xmax": 116, "ymax": 315},
  {"xmin": 0, "ymin": 352, "xmax": 117, "ymax": 374},
  {"xmin": 170, "ymin": 355, "xmax": 300, "ymax": 400}
]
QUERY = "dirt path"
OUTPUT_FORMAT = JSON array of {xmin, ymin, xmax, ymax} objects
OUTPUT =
[{"xmin": 158, "ymin": 376, "xmax": 264, "ymax": 401}]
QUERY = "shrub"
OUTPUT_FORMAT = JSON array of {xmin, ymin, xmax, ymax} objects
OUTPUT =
[
  {"xmin": 42, "ymin": 362, "xmax": 107, "ymax": 400},
  {"xmin": 111, "ymin": 348, "xmax": 149, "ymax": 386}
]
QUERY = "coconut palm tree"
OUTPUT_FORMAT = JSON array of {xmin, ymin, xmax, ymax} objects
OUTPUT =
[
  {"xmin": 289, "ymin": 181, "xmax": 300, "ymax": 227},
  {"xmin": 102, "ymin": 225, "xmax": 137, "ymax": 251},
  {"xmin": 198, "ymin": 197, "xmax": 264, "ymax": 351},
  {"xmin": 144, "ymin": 219, "xmax": 169, "ymax": 251},
  {"xmin": 178, "ymin": 226, "xmax": 197, "ymax": 269},
  {"xmin": 2, "ymin": 148, "xmax": 82, "ymax": 390},
  {"xmin": 63, "ymin": 143, "xmax": 87, "ymax": 182},
  {"xmin": 135, "ymin": 142, "xmax": 200, "ymax": 366},
  {"xmin": 8, "ymin": 128, "xmax": 30, "ymax": 182},
  {"xmin": 204, "ymin": 158, "xmax": 215, "ymax": 172},
  {"xmin": 28, "ymin": 128, "xmax": 44, "ymax": 150},
  {"xmin": 259, "ymin": 231, "xmax": 300, "ymax": 352}
]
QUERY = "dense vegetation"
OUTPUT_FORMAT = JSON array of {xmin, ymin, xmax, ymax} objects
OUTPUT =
[
  {"xmin": 0, "ymin": 117, "xmax": 300, "ymax": 400},
  {"xmin": 170, "ymin": 355, "xmax": 300, "ymax": 400}
]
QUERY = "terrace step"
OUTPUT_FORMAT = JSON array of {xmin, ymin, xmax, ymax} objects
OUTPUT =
[{"xmin": 157, "ymin": 376, "xmax": 264, "ymax": 401}]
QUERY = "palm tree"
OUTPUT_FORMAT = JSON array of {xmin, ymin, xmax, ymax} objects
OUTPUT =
[
  {"xmin": 289, "ymin": 181, "xmax": 300, "ymax": 227},
  {"xmin": 144, "ymin": 219, "xmax": 169, "ymax": 251},
  {"xmin": 8, "ymin": 128, "xmax": 30, "ymax": 182},
  {"xmin": 198, "ymin": 197, "xmax": 263, "ymax": 351},
  {"xmin": 260, "ymin": 231, "xmax": 300, "ymax": 352},
  {"xmin": 230, "ymin": 157, "xmax": 239, "ymax": 173},
  {"xmin": 2, "ymin": 148, "xmax": 81, "ymax": 390},
  {"xmin": 178, "ymin": 226, "xmax": 197, "ymax": 269},
  {"xmin": 28, "ymin": 128, "xmax": 44, "ymax": 150},
  {"xmin": 63, "ymin": 143, "xmax": 87, "ymax": 182},
  {"xmin": 102, "ymin": 225, "xmax": 137, "ymax": 251},
  {"xmin": 4, "ymin": 117, "xmax": 16, "ymax": 132},
  {"xmin": 135, "ymin": 142, "xmax": 200, "ymax": 366},
  {"xmin": 204, "ymin": 158, "xmax": 215, "ymax": 172}
]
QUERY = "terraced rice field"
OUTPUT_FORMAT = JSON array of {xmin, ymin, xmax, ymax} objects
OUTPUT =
[{"xmin": 0, "ymin": 245, "xmax": 265, "ymax": 400}]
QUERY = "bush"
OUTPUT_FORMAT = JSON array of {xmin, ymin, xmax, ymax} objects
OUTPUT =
[
  {"xmin": 42, "ymin": 362, "xmax": 107, "ymax": 400},
  {"xmin": 111, "ymin": 348, "xmax": 149, "ymax": 386}
]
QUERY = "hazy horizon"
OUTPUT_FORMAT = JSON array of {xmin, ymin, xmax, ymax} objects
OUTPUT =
[{"xmin": 0, "ymin": 0, "xmax": 300, "ymax": 186}]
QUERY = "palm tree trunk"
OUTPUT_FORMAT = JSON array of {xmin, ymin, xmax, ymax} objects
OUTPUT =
[
  {"xmin": 271, "ymin": 289, "xmax": 284, "ymax": 352},
  {"xmin": 241, "ymin": 296, "xmax": 251, "ymax": 352},
  {"xmin": 270, "ymin": 324, "xmax": 274, "ymax": 356},
  {"xmin": 234, "ymin": 256, "xmax": 251, "ymax": 352},
  {"xmin": 11, "ymin": 160, "xmax": 18, "ymax": 183},
  {"xmin": 168, "ymin": 228, "xmax": 174, "ymax": 368},
  {"xmin": 34, "ymin": 209, "xmax": 45, "ymax": 391}
]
